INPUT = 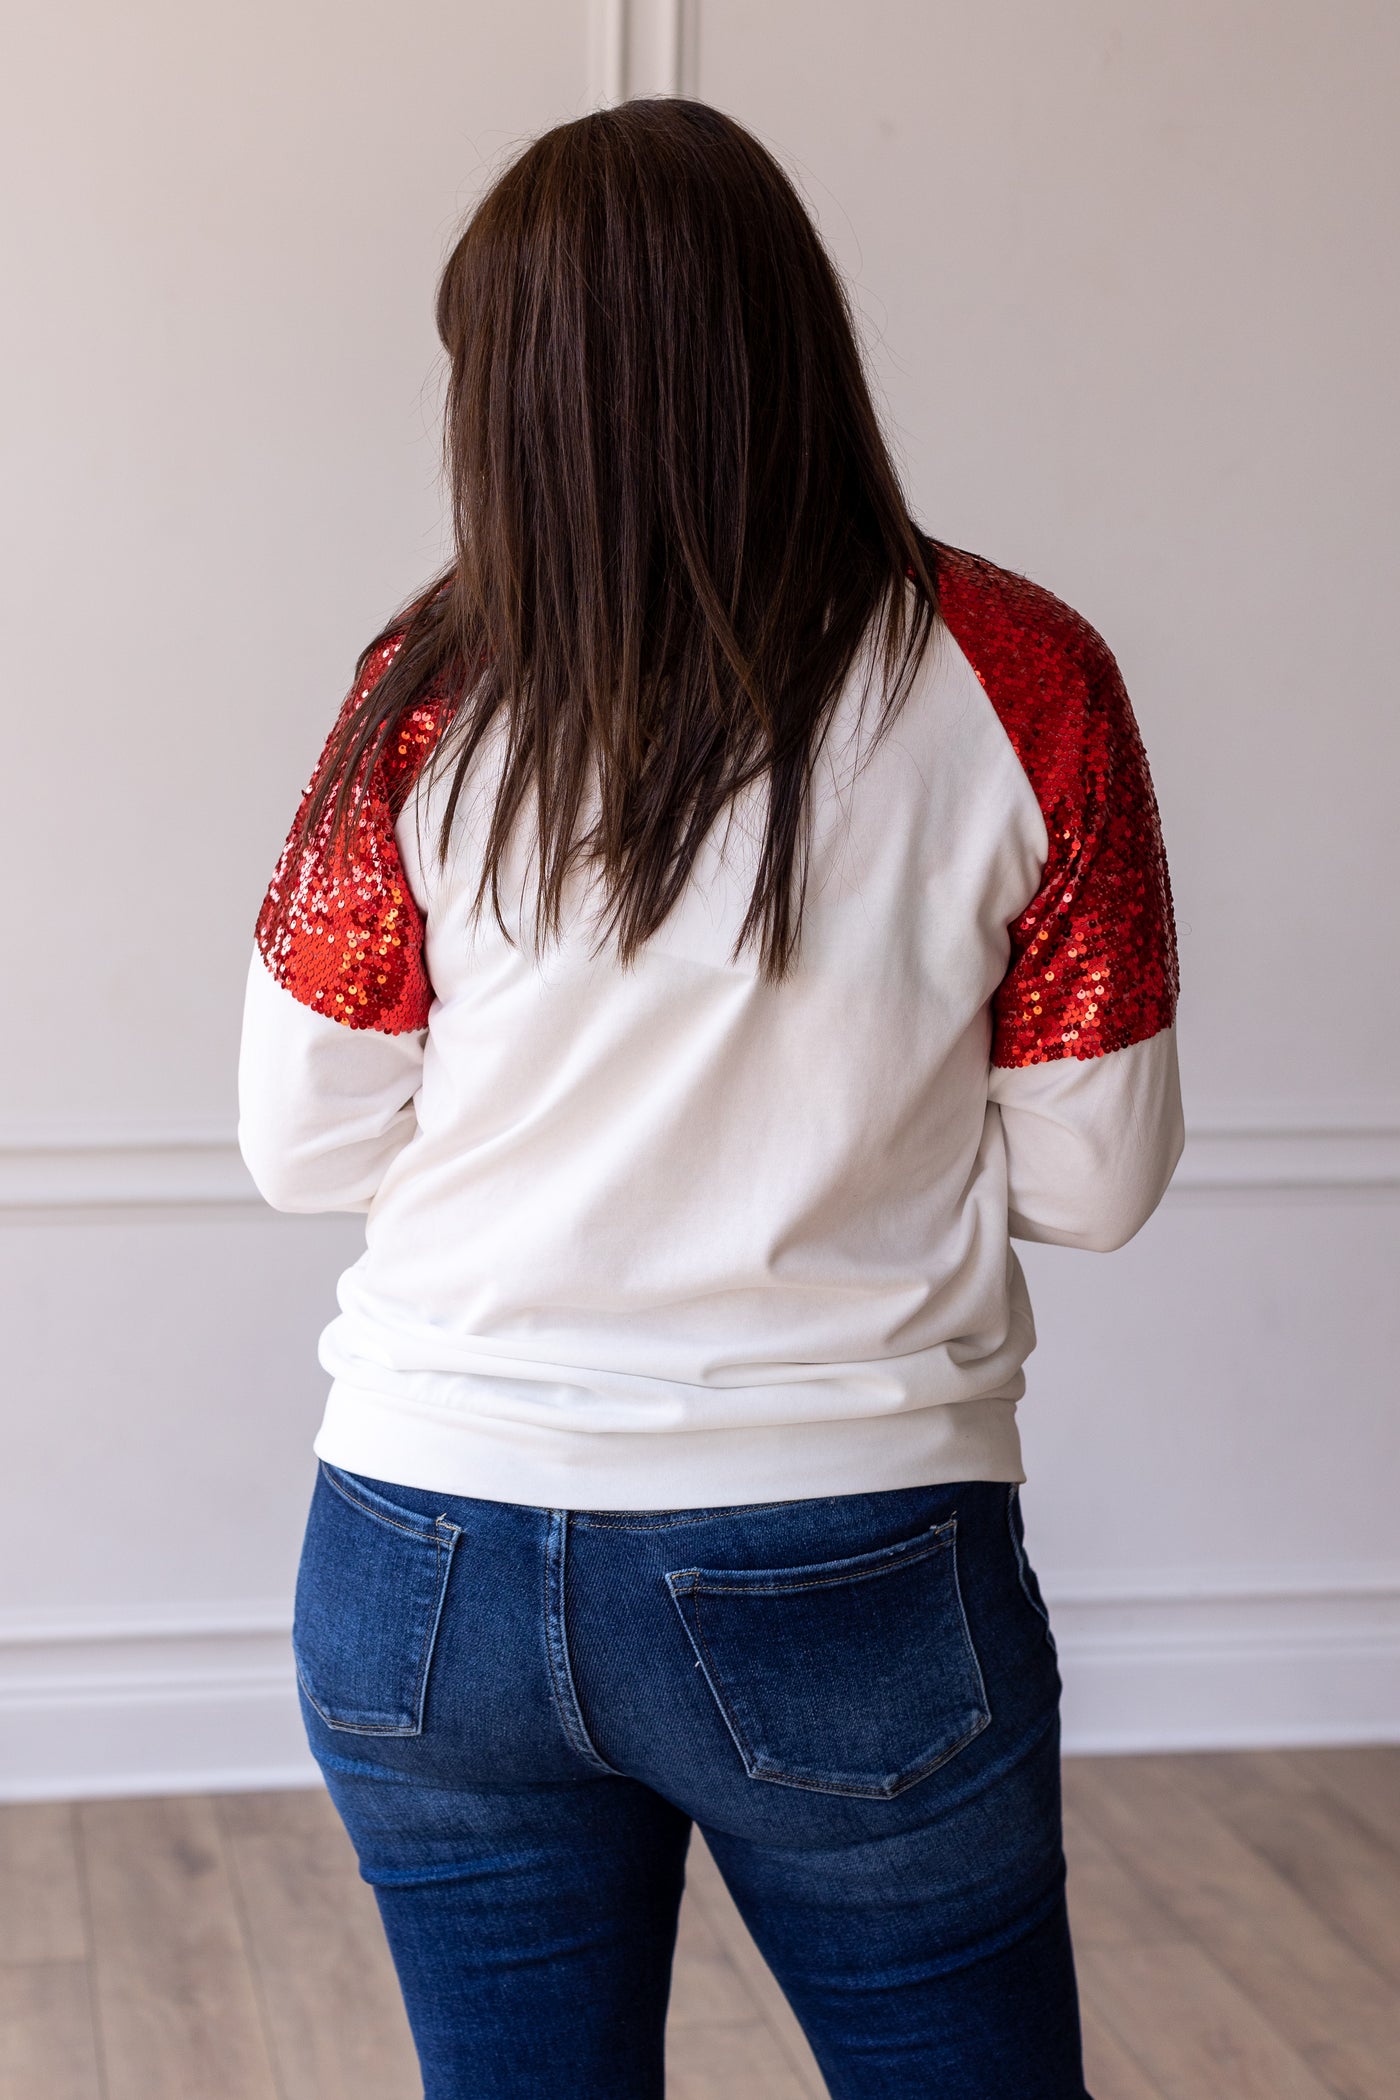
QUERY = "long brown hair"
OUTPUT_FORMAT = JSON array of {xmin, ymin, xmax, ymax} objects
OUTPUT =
[{"xmin": 299, "ymin": 97, "xmax": 938, "ymax": 978}]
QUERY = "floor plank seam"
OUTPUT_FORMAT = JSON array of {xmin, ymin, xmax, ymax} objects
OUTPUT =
[
  {"xmin": 6, "ymin": 1755, "xmax": 1397, "ymax": 2100},
  {"xmin": 1068, "ymin": 1763, "xmax": 1371, "ymax": 2100},
  {"xmin": 1170, "ymin": 1756, "xmax": 1400, "ymax": 2015},
  {"xmin": 213, "ymin": 1795, "xmax": 292, "ymax": 2100},
  {"xmin": 68, "ymin": 1806, "xmax": 110, "ymax": 2100}
]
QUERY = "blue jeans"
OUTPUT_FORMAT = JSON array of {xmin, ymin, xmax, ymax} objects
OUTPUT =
[{"xmin": 293, "ymin": 1465, "xmax": 1089, "ymax": 2098}]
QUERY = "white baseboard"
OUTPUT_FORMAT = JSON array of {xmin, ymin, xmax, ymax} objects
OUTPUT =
[
  {"xmin": 2, "ymin": 1582, "xmax": 1395, "ymax": 1802},
  {"xmin": 1051, "ymin": 1579, "xmax": 1400, "ymax": 1753},
  {"xmin": 0, "ymin": 1607, "xmax": 319, "ymax": 1803}
]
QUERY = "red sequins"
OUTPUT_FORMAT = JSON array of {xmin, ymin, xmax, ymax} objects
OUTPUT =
[
  {"xmin": 254, "ymin": 638, "xmax": 447, "ymax": 1032},
  {"xmin": 934, "ymin": 545, "xmax": 1179, "ymax": 1067},
  {"xmin": 256, "ymin": 551, "xmax": 1177, "ymax": 1055}
]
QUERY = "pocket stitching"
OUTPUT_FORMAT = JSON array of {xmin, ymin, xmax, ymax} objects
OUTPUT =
[
  {"xmin": 672, "ymin": 1518, "xmax": 992, "ymax": 1799},
  {"xmin": 295, "ymin": 1656, "xmax": 424, "ymax": 1737},
  {"xmin": 688, "ymin": 1588, "xmax": 759, "ymax": 1775},
  {"xmin": 743, "ymin": 1714, "xmax": 990, "ymax": 1799},
  {"xmin": 296, "ymin": 1475, "xmax": 461, "ymax": 1736},
  {"xmin": 320, "ymin": 1460, "xmax": 462, "ymax": 1548},
  {"xmin": 667, "ymin": 1518, "xmax": 956, "ymax": 1600},
  {"xmin": 403, "ymin": 1524, "xmax": 451, "ymax": 1730}
]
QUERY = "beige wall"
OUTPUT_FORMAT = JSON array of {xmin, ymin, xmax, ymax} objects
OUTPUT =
[{"xmin": 3, "ymin": 1, "xmax": 1397, "ymax": 1794}]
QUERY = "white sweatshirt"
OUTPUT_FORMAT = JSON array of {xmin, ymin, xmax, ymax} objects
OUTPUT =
[{"xmin": 238, "ymin": 545, "xmax": 1183, "ymax": 1509}]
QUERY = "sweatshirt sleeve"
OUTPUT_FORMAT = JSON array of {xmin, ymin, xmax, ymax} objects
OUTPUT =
[
  {"xmin": 253, "ymin": 633, "xmax": 446, "ymax": 1033},
  {"xmin": 238, "ymin": 635, "xmax": 447, "ymax": 1212},
  {"xmin": 934, "ymin": 544, "xmax": 1183, "ymax": 1250},
  {"xmin": 237, "ymin": 950, "xmax": 425, "ymax": 1213},
  {"xmin": 989, "ymin": 1026, "xmax": 1184, "ymax": 1250}
]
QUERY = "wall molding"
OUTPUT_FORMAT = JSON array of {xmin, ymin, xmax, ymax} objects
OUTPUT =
[
  {"xmin": 1, "ymin": 1117, "xmax": 1397, "ymax": 1215},
  {"xmin": 1, "ymin": 1578, "xmax": 1394, "ymax": 1801},
  {"xmin": 0, "ymin": 1132, "xmax": 258, "ymax": 1211},
  {"xmin": 1171, "ymin": 1120, "xmax": 1400, "ymax": 1196}
]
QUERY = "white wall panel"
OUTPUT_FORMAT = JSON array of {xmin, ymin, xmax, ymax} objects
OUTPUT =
[{"xmin": 1, "ymin": 0, "xmax": 586, "ymax": 1132}]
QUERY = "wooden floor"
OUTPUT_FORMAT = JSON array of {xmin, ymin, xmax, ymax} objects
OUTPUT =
[{"xmin": 1, "ymin": 1748, "xmax": 1397, "ymax": 2098}]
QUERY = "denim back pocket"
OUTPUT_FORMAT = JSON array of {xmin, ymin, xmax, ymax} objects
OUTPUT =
[
  {"xmin": 293, "ymin": 1461, "xmax": 461, "ymax": 1736},
  {"xmin": 665, "ymin": 1516, "xmax": 990, "ymax": 1798}
]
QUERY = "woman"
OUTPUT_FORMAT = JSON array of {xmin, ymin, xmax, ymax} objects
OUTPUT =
[{"xmin": 239, "ymin": 97, "xmax": 1180, "ymax": 2100}]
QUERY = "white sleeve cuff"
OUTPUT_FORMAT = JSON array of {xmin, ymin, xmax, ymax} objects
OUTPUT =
[
  {"xmin": 988, "ymin": 1026, "xmax": 1184, "ymax": 1251},
  {"xmin": 237, "ymin": 951, "xmax": 426, "ymax": 1213}
]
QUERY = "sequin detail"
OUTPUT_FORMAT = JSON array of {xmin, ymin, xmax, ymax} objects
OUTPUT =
[
  {"xmin": 255, "ymin": 637, "xmax": 447, "ymax": 1032},
  {"xmin": 934, "ymin": 545, "xmax": 1179, "ymax": 1068},
  {"xmin": 257, "ymin": 553, "xmax": 1177, "ymax": 1048}
]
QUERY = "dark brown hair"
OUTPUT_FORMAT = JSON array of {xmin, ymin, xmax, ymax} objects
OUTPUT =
[{"xmin": 300, "ymin": 97, "xmax": 938, "ymax": 978}]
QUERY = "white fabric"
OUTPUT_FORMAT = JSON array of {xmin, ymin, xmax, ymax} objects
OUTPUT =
[{"xmin": 238, "ymin": 622, "xmax": 1183, "ymax": 1507}]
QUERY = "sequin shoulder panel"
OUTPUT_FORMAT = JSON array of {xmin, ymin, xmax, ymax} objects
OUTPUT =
[
  {"xmin": 933, "ymin": 544, "xmax": 1179, "ymax": 1068},
  {"xmin": 254, "ymin": 636, "xmax": 448, "ymax": 1033}
]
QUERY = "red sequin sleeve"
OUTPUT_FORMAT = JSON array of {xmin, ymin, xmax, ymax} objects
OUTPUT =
[
  {"xmin": 934, "ymin": 545, "xmax": 1179, "ymax": 1068},
  {"xmin": 254, "ymin": 637, "xmax": 447, "ymax": 1033}
]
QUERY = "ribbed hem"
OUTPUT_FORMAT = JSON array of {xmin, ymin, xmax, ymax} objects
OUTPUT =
[{"xmin": 311, "ymin": 1384, "xmax": 1025, "ymax": 1510}]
